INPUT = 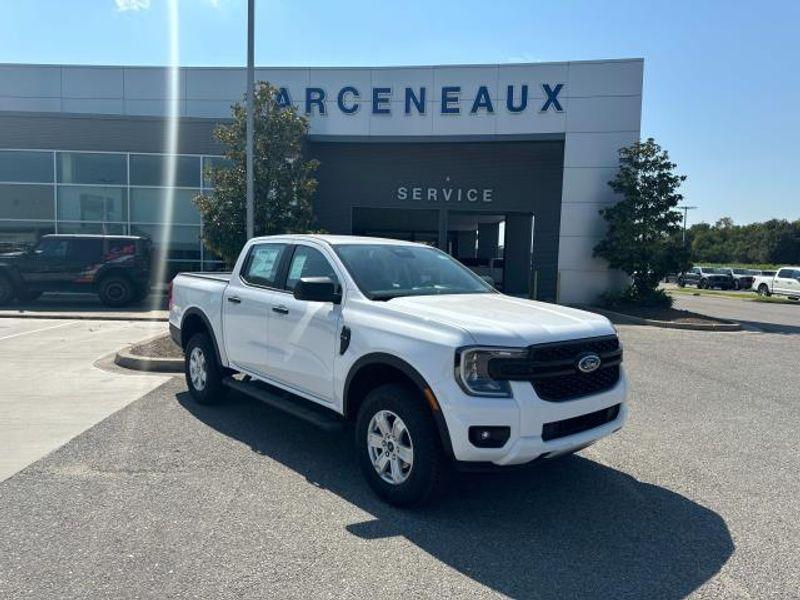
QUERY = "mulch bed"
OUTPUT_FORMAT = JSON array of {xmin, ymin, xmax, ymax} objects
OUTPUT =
[
  {"xmin": 130, "ymin": 334, "xmax": 184, "ymax": 359},
  {"xmin": 604, "ymin": 305, "xmax": 731, "ymax": 325}
]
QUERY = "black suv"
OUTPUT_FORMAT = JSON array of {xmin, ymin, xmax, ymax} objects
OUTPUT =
[
  {"xmin": 0, "ymin": 234, "xmax": 152, "ymax": 307},
  {"xmin": 677, "ymin": 266, "xmax": 735, "ymax": 290}
]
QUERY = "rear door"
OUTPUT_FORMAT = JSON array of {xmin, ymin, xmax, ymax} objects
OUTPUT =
[
  {"xmin": 266, "ymin": 243, "xmax": 342, "ymax": 402},
  {"xmin": 222, "ymin": 242, "xmax": 289, "ymax": 377},
  {"xmin": 64, "ymin": 238, "xmax": 104, "ymax": 289}
]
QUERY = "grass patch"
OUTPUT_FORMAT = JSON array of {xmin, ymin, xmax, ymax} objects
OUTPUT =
[
  {"xmin": 700, "ymin": 262, "xmax": 783, "ymax": 271},
  {"xmin": 668, "ymin": 288, "xmax": 757, "ymax": 300}
]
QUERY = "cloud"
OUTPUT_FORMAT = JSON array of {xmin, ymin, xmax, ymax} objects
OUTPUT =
[{"xmin": 115, "ymin": 0, "xmax": 151, "ymax": 11}]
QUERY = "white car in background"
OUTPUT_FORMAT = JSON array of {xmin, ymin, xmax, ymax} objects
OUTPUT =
[{"xmin": 752, "ymin": 267, "xmax": 800, "ymax": 298}]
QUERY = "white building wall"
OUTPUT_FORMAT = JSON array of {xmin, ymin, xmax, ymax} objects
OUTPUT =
[{"xmin": 559, "ymin": 61, "xmax": 643, "ymax": 303}]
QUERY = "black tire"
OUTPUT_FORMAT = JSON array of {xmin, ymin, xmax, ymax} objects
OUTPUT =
[
  {"xmin": 355, "ymin": 383, "xmax": 450, "ymax": 507},
  {"xmin": 758, "ymin": 284, "xmax": 771, "ymax": 297},
  {"xmin": 97, "ymin": 275, "xmax": 134, "ymax": 307},
  {"xmin": 184, "ymin": 332, "xmax": 226, "ymax": 405},
  {"xmin": 0, "ymin": 275, "xmax": 15, "ymax": 305},
  {"xmin": 699, "ymin": 278, "xmax": 708, "ymax": 289},
  {"xmin": 733, "ymin": 280, "xmax": 740, "ymax": 290},
  {"xmin": 676, "ymin": 277, "xmax": 685, "ymax": 288},
  {"xmin": 17, "ymin": 289, "xmax": 42, "ymax": 302}
]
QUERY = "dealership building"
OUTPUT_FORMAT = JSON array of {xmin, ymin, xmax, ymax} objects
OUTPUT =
[{"xmin": 0, "ymin": 59, "xmax": 643, "ymax": 303}]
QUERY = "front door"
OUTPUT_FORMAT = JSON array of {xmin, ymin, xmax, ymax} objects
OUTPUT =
[
  {"xmin": 222, "ymin": 242, "xmax": 289, "ymax": 377},
  {"xmin": 266, "ymin": 243, "xmax": 342, "ymax": 402},
  {"xmin": 776, "ymin": 268, "xmax": 799, "ymax": 295},
  {"xmin": 23, "ymin": 237, "xmax": 70, "ymax": 290}
]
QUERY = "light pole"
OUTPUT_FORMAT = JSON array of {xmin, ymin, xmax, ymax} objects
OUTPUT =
[
  {"xmin": 245, "ymin": 0, "xmax": 255, "ymax": 240},
  {"xmin": 678, "ymin": 205, "xmax": 697, "ymax": 246}
]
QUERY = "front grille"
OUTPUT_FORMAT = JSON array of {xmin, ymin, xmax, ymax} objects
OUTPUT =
[
  {"xmin": 488, "ymin": 335, "xmax": 622, "ymax": 402},
  {"xmin": 534, "ymin": 365, "xmax": 620, "ymax": 401},
  {"xmin": 542, "ymin": 404, "xmax": 621, "ymax": 441}
]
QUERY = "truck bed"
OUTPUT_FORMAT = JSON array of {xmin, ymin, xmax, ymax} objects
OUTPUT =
[{"xmin": 178, "ymin": 271, "xmax": 232, "ymax": 283}]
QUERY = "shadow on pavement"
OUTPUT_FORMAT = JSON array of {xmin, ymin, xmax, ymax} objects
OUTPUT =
[
  {"xmin": 728, "ymin": 319, "xmax": 800, "ymax": 335},
  {"xmin": 178, "ymin": 390, "xmax": 734, "ymax": 599},
  {"xmin": 12, "ymin": 292, "xmax": 166, "ymax": 311}
]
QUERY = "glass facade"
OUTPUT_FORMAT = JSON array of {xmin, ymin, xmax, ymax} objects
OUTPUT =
[{"xmin": 0, "ymin": 149, "xmax": 225, "ymax": 274}]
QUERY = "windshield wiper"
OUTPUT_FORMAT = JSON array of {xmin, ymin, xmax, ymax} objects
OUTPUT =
[{"xmin": 369, "ymin": 291, "xmax": 408, "ymax": 301}]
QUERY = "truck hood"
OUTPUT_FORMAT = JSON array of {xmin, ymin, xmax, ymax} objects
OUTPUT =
[{"xmin": 383, "ymin": 293, "xmax": 615, "ymax": 346}]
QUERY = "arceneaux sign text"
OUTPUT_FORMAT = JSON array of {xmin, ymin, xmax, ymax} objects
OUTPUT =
[{"xmin": 275, "ymin": 84, "xmax": 564, "ymax": 117}]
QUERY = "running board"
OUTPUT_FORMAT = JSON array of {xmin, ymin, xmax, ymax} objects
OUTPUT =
[{"xmin": 222, "ymin": 378, "xmax": 346, "ymax": 432}]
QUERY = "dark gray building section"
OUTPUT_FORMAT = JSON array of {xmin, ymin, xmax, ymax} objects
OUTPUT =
[
  {"xmin": 0, "ymin": 113, "xmax": 222, "ymax": 155},
  {"xmin": 309, "ymin": 141, "xmax": 564, "ymax": 300}
]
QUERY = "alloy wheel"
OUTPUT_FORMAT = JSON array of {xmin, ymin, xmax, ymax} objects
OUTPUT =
[
  {"xmin": 367, "ymin": 410, "xmax": 414, "ymax": 485},
  {"xmin": 189, "ymin": 346, "xmax": 208, "ymax": 391}
]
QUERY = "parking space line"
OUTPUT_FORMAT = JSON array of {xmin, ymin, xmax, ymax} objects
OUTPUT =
[{"xmin": 0, "ymin": 321, "xmax": 76, "ymax": 342}]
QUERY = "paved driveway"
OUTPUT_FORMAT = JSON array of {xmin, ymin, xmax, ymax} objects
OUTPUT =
[
  {"xmin": 1, "ymin": 324, "xmax": 798, "ymax": 598},
  {"xmin": 668, "ymin": 288, "xmax": 800, "ymax": 333},
  {"xmin": 0, "ymin": 318, "xmax": 170, "ymax": 481}
]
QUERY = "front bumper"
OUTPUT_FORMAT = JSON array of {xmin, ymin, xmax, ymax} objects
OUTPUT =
[{"xmin": 431, "ymin": 368, "xmax": 628, "ymax": 466}]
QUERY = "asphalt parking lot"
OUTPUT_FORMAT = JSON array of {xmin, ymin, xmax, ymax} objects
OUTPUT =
[
  {"xmin": 1, "ymin": 320, "xmax": 798, "ymax": 599},
  {"xmin": 672, "ymin": 293, "xmax": 800, "ymax": 333}
]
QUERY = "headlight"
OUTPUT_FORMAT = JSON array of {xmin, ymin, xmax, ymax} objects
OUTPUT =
[{"xmin": 455, "ymin": 347, "xmax": 527, "ymax": 397}]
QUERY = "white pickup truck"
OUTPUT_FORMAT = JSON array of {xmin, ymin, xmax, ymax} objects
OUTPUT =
[
  {"xmin": 752, "ymin": 267, "xmax": 800, "ymax": 299},
  {"xmin": 169, "ymin": 234, "xmax": 628, "ymax": 506}
]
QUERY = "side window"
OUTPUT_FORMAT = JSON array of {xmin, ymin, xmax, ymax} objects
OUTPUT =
[
  {"xmin": 285, "ymin": 246, "xmax": 339, "ymax": 292},
  {"xmin": 34, "ymin": 238, "xmax": 68, "ymax": 259},
  {"xmin": 691, "ymin": 267, "xmax": 700, "ymax": 274},
  {"xmin": 241, "ymin": 243, "xmax": 286, "ymax": 287},
  {"xmin": 777, "ymin": 268, "xmax": 793, "ymax": 279},
  {"xmin": 67, "ymin": 239, "xmax": 103, "ymax": 263}
]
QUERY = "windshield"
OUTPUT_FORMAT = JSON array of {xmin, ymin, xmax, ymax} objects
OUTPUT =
[
  {"xmin": 703, "ymin": 268, "xmax": 728, "ymax": 274},
  {"xmin": 334, "ymin": 243, "xmax": 495, "ymax": 300}
]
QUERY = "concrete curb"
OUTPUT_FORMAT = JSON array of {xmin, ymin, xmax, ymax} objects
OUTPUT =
[
  {"xmin": 589, "ymin": 307, "xmax": 743, "ymax": 332},
  {"xmin": 114, "ymin": 347, "xmax": 183, "ymax": 373}
]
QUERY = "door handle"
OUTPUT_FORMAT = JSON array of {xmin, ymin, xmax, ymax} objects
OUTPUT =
[
  {"xmin": 227, "ymin": 296, "xmax": 242, "ymax": 304},
  {"xmin": 272, "ymin": 305, "xmax": 289, "ymax": 315}
]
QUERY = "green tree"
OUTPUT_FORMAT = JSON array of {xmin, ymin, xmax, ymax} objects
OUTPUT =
[
  {"xmin": 594, "ymin": 138, "xmax": 688, "ymax": 301},
  {"xmin": 687, "ymin": 218, "xmax": 800, "ymax": 265},
  {"xmin": 194, "ymin": 81, "xmax": 320, "ymax": 265}
]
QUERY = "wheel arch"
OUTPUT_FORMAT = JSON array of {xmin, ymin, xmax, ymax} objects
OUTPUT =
[
  {"xmin": 344, "ymin": 353, "xmax": 455, "ymax": 460},
  {"xmin": 179, "ymin": 307, "xmax": 224, "ymax": 367},
  {"xmin": 94, "ymin": 265, "xmax": 135, "ymax": 288}
]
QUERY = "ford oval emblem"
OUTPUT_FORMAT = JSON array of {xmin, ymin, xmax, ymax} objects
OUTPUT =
[{"xmin": 577, "ymin": 353, "xmax": 602, "ymax": 374}]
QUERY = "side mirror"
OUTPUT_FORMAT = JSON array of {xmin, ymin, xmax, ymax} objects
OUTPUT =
[{"xmin": 293, "ymin": 276, "xmax": 340, "ymax": 303}]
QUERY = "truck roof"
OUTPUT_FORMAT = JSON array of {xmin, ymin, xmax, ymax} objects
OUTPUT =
[{"xmin": 249, "ymin": 234, "xmax": 428, "ymax": 247}]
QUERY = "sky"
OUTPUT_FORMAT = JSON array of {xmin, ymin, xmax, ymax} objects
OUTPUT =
[{"xmin": 1, "ymin": 0, "xmax": 798, "ymax": 227}]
